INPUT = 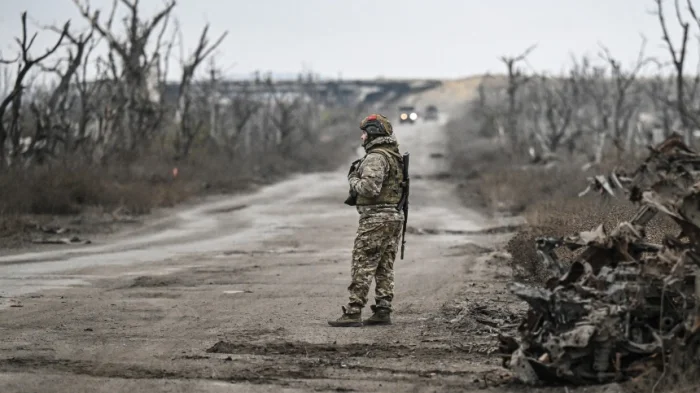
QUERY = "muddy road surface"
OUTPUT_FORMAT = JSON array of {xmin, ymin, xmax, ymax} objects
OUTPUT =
[{"xmin": 0, "ymin": 115, "xmax": 525, "ymax": 392}]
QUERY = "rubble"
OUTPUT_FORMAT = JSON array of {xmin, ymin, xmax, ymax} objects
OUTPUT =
[{"xmin": 499, "ymin": 134, "xmax": 700, "ymax": 386}]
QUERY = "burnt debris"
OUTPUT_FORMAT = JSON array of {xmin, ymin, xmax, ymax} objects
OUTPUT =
[{"xmin": 499, "ymin": 134, "xmax": 700, "ymax": 385}]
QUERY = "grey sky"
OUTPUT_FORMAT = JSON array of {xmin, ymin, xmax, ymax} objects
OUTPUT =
[{"xmin": 0, "ymin": 0, "xmax": 695, "ymax": 80}]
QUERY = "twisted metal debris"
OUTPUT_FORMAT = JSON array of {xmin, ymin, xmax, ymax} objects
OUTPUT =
[{"xmin": 499, "ymin": 134, "xmax": 700, "ymax": 385}]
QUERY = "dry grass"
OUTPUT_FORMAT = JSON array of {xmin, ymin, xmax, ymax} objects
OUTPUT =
[
  {"xmin": 445, "ymin": 111, "xmax": 681, "ymax": 282},
  {"xmin": 0, "ymin": 119, "xmax": 358, "ymax": 248},
  {"xmin": 0, "ymin": 167, "xmax": 189, "ymax": 216}
]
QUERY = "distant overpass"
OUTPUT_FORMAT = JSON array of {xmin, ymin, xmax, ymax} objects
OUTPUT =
[{"xmin": 162, "ymin": 79, "xmax": 444, "ymax": 107}]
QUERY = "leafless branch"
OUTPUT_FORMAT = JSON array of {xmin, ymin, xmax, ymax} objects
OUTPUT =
[
  {"xmin": 500, "ymin": 44, "xmax": 538, "ymax": 64},
  {"xmin": 0, "ymin": 12, "xmax": 69, "ymax": 165},
  {"xmin": 498, "ymin": 44, "xmax": 538, "ymax": 148},
  {"xmin": 654, "ymin": 0, "xmax": 698, "ymax": 143},
  {"xmin": 173, "ymin": 22, "xmax": 227, "ymax": 158},
  {"xmin": 0, "ymin": 51, "xmax": 19, "ymax": 65}
]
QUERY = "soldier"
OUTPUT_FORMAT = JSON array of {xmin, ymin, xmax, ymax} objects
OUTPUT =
[{"xmin": 328, "ymin": 114, "xmax": 405, "ymax": 327}]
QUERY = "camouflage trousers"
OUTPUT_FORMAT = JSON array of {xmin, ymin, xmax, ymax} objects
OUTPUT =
[{"xmin": 345, "ymin": 214, "xmax": 403, "ymax": 314}]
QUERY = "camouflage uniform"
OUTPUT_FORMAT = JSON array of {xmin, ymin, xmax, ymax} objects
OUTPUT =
[{"xmin": 329, "ymin": 114, "xmax": 405, "ymax": 327}]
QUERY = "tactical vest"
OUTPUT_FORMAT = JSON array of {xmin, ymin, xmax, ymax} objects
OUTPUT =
[{"xmin": 356, "ymin": 147, "xmax": 404, "ymax": 206}]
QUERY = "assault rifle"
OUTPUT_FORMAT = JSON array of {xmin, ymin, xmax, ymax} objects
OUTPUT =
[{"xmin": 396, "ymin": 152, "xmax": 410, "ymax": 259}]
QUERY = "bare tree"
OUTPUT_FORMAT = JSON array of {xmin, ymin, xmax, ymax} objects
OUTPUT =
[
  {"xmin": 0, "ymin": 12, "xmax": 68, "ymax": 167},
  {"xmin": 526, "ymin": 74, "xmax": 578, "ymax": 156},
  {"xmin": 266, "ymin": 79, "xmax": 302, "ymax": 155},
  {"xmin": 68, "ymin": 26, "xmax": 107, "ymax": 161},
  {"xmin": 655, "ymin": 0, "xmax": 698, "ymax": 144},
  {"xmin": 568, "ymin": 55, "xmax": 616, "ymax": 163},
  {"xmin": 296, "ymin": 70, "xmax": 322, "ymax": 141},
  {"xmin": 499, "ymin": 44, "xmax": 537, "ymax": 147},
  {"xmin": 644, "ymin": 61, "xmax": 677, "ymax": 140},
  {"xmin": 471, "ymin": 74, "xmax": 509, "ymax": 140},
  {"xmin": 220, "ymin": 86, "xmax": 261, "ymax": 160},
  {"xmin": 598, "ymin": 41, "xmax": 649, "ymax": 155},
  {"xmin": 173, "ymin": 23, "xmax": 227, "ymax": 159},
  {"xmin": 24, "ymin": 25, "xmax": 96, "ymax": 164},
  {"xmin": 73, "ymin": 0, "xmax": 176, "ymax": 157}
]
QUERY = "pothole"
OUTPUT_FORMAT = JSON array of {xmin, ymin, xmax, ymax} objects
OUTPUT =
[{"xmin": 222, "ymin": 290, "xmax": 252, "ymax": 294}]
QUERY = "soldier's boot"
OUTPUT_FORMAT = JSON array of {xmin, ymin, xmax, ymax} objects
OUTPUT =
[
  {"xmin": 327, "ymin": 306, "xmax": 363, "ymax": 327},
  {"xmin": 364, "ymin": 303, "xmax": 391, "ymax": 325}
]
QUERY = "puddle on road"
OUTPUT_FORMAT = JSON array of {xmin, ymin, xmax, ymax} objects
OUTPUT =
[
  {"xmin": 0, "ymin": 277, "xmax": 91, "ymax": 299},
  {"xmin": 222, "ymin": 290, "xmax": 252, "ymax": 294},
  {"xmin": 121, "ymin": 264, "xmax": 205, "ymax": 276}
]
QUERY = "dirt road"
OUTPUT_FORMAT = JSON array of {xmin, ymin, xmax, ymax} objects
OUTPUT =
[{"xmin": 0, "ymin": 114, "xmax": 525, "ymax": 392}]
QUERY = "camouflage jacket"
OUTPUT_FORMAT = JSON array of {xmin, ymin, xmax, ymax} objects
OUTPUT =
[{"xmin": 348, "ymin": 134, "xmax": 405, "ymax": 222}]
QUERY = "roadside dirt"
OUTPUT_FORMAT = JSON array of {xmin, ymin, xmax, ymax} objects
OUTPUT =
[
  {"xmin": 0, "ymin": 115, "xmax": 532, "ymax": 392},
  {"xmin": 0, "ymin": 208, "xmax": 141, "ymax": 252}
]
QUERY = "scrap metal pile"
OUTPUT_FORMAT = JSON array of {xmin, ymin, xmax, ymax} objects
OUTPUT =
[{"xmin": 499, "ymin": 134, "xmax": 700, "ymax": 385}]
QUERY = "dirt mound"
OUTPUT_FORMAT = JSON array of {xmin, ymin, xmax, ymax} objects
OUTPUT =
[
  {"xmin": 129, "ymin": 275, "xmax": 184, "ymax": 288},
  {"xmin": 206, "ymin": 340, "xmax": 463, "ymax": 360}
]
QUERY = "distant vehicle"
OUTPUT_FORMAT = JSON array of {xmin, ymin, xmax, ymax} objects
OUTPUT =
[
  {"xmin": 424, "ymin": 105, "xmax": 439, "ymax": 121},
  {"xmin": 399, "ymin": 106, "xmax": 418, "ymax": 124}
]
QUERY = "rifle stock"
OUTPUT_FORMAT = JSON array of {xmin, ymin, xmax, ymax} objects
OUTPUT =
[{"xmin": 397, "ymin": 152, "xmax": 410, "ymax": 259}]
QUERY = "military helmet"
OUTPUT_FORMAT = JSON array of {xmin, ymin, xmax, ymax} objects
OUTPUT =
[{"xmin": 360, "ymin": 114, "xmax": 393, "ymax": 137}]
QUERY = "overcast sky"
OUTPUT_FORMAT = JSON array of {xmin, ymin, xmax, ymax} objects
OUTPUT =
[{"xmin": 0, "ymin": 0, "xmax": 696, "ymax": 80}]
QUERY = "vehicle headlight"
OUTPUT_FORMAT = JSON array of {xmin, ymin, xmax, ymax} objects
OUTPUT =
[
  {"xmin": 409, "ymin": 112, "xmax": 418, "ymax": 120},
  {"xmin": 400, "ymin": 113, "xmax": 408, "ymax": 120}
]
